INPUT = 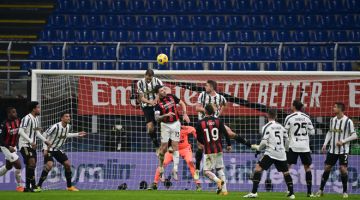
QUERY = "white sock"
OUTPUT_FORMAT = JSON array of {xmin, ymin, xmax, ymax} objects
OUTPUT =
[
  {"xmin": 173, "ymin": 151, "xmax": 179, "ymax": 171},
  {"xmin": 0, "ymin": 165, "xmax": 9, "ymax": 176},
  {"xmin": 205, "ymin": 170, "xmax": 220, "ymax": 183},
  {"xmin": 15, "ymin": 169, "xmax": 22, "ymax": 186},
  {"xmin": 217, "ymin": 169, "xmax": 227, "ymax": 192}
]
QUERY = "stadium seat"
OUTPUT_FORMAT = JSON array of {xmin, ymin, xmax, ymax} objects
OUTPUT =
[
  {"xmin": 47, "ymin": 15, "xmax": 65, "ymax": 28},
  {"xmin": 336, "ymin": 62, "xmax": 352, "ymax": 71},
  {"xmin": 78, "ymin": 62, "xmax": 94, "ymax": 70},
  {"xmin": 319, "ymin": 15, "xmax": 336, "ymax": 28},
  {"xmin": 174, "ymin": 46, "xmax": 193, "ymax": 60},
  {"xmin": 228, "ymin": 47, "xmax": 248, "ymax": 60},
  {"xmin": 299, "ymin": 63, "xmax": 317, "ymax": 71},
  {"xmin": 66, "ymin": 45, "xmax": 85, "ymax": 59},
  {"xmin": 228, "ymin": 63, "xmax": 243, "ymax": 70},
  {"xmin": 98, "ymin": 62, "xmax": 115, "ymax": 70},
  {"xmin": 121, "ymin": 46, "xmax": 139, "ymax": 60},
  {"xmin": 345, "ymin": 0, "xmax": 360, "ymax": 12},
  {"xmin": 42, "ymin": 62, "xmax": 61, "ymax": 69},
  {"xmin": 246, "ymin": 15, "xmax": 263, "ymax": 28},
  {"xmin": 118, "ymin": 62, "xmax": 131, "ymax": 70},
  {"xmin": 140, "ymin": 46, "xmax": 157, "ymax": 60},
  {"xmin": 263, "ymin": 15, "xmax": 282, "ymax": 29},
  {"xmin": 113, "ymin": 31, "xmax": 129, "ymax": 41},
  {"xmin": 58, "ymin": 30, "xmax": 76, "ymax": 41},
  {"xmin": 147, "ymin": 0, "xmax": 163, "ymax": 13},
  {"xmin": 194, "ymin": 47, "xmax": 211, "ymax": 60},
  {"xmin": 156, "ymin": 16, "xmax": 174, "ymax": 29},
  {"xmin": 264, "ymin": 63, "xmax": 277, "ymax": 70},
  {"xmin": 228, "ymin": 15, "xmax": 245, "ymax": 28},
  {"xmin": 308, "ymin": 0, "xmax": 325, "ymax": 13},
  {"xmin": 218, "ymin": 0, "xmax": 233, "ymax": 13},
  {"xmin": 234, "ymin": 0, "xmax": 251, "ymax": 13},
  {"xmin": 199, "ymin": 0, "xmax": 217, "ymax": 13},
  {"xmin": 111, "ymin": 0, "xmax": 127, "ymax": 13},
  {"xmin": 77, "ymin": 0, "xmax": 93, "ymax": 13},
  {"xmin": 96, "ymin": 30, "xmax": 112, "ymax": 42},
  {"xmin": 249, "ymin": 47, "xmax": 267, "ymax": 60},
  {"xmin": 139, "ymin": 16, "xmax": 155, "ymax": 29},
  {"xmin": 220, "ymin": 31, "xmax": 238, "ymax": 42},
  {"xmin": 304, "ymin": 46, "xmax": 322, "ymax": 60},
  {"xmin": 288, "ymin": 0, "xmax": 305, "ymax": 13},
  {"xmin": 56, "ymin": 0, "xmax": 76, "ymax": 13},
  {"xmin": 104, "ymin": 46, "xmax": 117, "ymax": 59},
  {"xmin": 182, "ymin": 0, "xmax": 198, "ymax": 13},
  {"xmin": 266, "ymin": 47, "xmax": 279, "ymax": 60},
  {"xmin": 129, "ymin": 31, "xmax": 147, "ymax": 42},
  {"xmin": 164, "ymin": 0, "xmax": 182, "ymax": 13},
  {"xmin": 202, "ymin": 31, "xmax": 219, "ymax": 42},
  {"xmin": 253, "ymin": 0, "xmax": 269, "ymax": 13},
  {"xmin": 323, "ymin": 46, "xmax": 334, "ymax": 60},
  {"xmin": 128, "ymin": 0, "xmax": 146, "ymax": 13},
  {"xmin": 310, "ymin": 31, "xmax": 329, "ymax": 42},
  {"xmin": 75, "ymin": 30, "xmax": 94, "ymax": 41},
  {"xmin": 270, "ymin": 0, "xmax": 287, "ymax": 13},
  {"xmin": 350, "ymin": 30, "xmax": 360, "ymax": 42},
  {"xmin": 209, "ymin": 63, "xmax": 224, "ymax": 70},
  {"xmin": 157, "ymin": 47, "xmax": 171, "ymax": 56},
  {"xmin": 121, "ymin": 16, "xmax": 138, "ymax": 29},
  {"xmin": 338, "ymin": 46, "xmax": 360, "ymax": 60},
  {"xmin": 337, "ymin": 15, "xmax": 355, "ymax": 28},
  {"xmin": 40, "ymin": 29, "xmax": 57, "ymax": 41},
  {"xmin": 167, "ymin": 30, "xmax": 181, "ymax": 42},
  {"xmin": 49, "ymin": 46, "xmax": 63, "ymax": 59},
  {"xmin": 239, "ymin": 31, "xmax": 255, "ymax": 42},
  {"xmin": 331, "ymin": 30, "xmax": 348, "ymax": 41},
  {"xmin": 300, "ymin": 15, "xmax": 319, "ymax": 29},
  {"xmin": 326, "ymin": 0, "xmax": 345, "ymax": 13},
  {"xmin": 274, "ymin": 31, "xmax": 291, "ymax": 42},
  {"xmin": 281, "ymin": 63, "xmax": 300, "ymax": 71},
  {"xmin": 256, "ymin": 31, "xmax": 273, "ymax": 42},
  {"xmin": 192, "ymin": 16, "xmax": 209, "ymax": 29},
  {"xmin": 30, "ymin": 45, "xmax": 49, "ymax": 59},
  {"xmin": 104, "ymin": 15, "xmax": 119, "ymax": 28},
  {"xmin": 86, "ymin": 46, "xmax": 104, "ymax": 60},
  {"xmin": 86, "ymin": 15, "xmax": 102, "ymax": 28},
  {"xmin": 183, "ymin": 31, "xmax": 201, "ymax": 42},
  {"xmin": 94, "ymin": 0, "xmax": 111, "ymax": 13},
  {"xmin": 209, "ymin": 16, "xmax": 226, "ymax": 29},
  {"xmin": 294, "ymin": 31, "xmax": 309, "ymax": 42},
  {"xmin": 283, "ymin": 46, "xmax": 302, "ymax": 60},
  {"xmin": 176, "ymin": 16, "xmax": 192, "ymax": 29},
  {"xmin": 211, "ymin": 47, "xmax": 224, "ymax": 60},
  {"xmin": 68, "ymin": 15, "xmax": 85, "ymax": 28},
  {"xmin": 322, "ymin": 63, "xmax": 334, "ymax": 71},
  {"xmin": 148, "ymin": 31, "xmax": 165, "ymax": 42},
  {"xmin": 188, "ymin": 62, "xmax": 204, "ymax": 70},
  {"xmin": 283, "ymin": 15, "xmax": 298, "ymax": 29},
  {"xmin": 241, "ymin": 63, "xmax": 259, "ymax": 70}
]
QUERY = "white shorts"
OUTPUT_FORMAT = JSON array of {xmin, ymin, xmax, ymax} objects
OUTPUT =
[
  {"xmin": 160, "ymin": 121, "xmax": 181, "ymax": 143},
  {"xmin": 0, "ymin": 146, "xmax": 19, "ymax": 162},
  {"xmin": 203, "ymin": 152, "xmax": 224, "ymax": 171}
]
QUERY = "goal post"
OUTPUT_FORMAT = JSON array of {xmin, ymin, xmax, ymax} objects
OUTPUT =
[{"xmin": 29, "ymin": 70, "xmax": 360, "ymax": 192}]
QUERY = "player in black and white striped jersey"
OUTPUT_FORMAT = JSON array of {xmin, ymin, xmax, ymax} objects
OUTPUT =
[
  {"xmin": 137, "ymin": 69, "xmax": 163, "ymax": 151},
  {"xmin": 194, "ymin": 80, "xmax": 251, "ymax": 180},
  {"xmin": 284, "ymin": 100, "xmax": 315, "ymax": 197},
  {"xmin": 18, "ymin": 101, "xmax": 51, "ymax": 192},
  {"xmin": 37, "ymin": 111, "xmax": 86, "ymax": 191},
  {"xmin": 316, "ymin": 102, "xmax": 358, "ymax": 198}
]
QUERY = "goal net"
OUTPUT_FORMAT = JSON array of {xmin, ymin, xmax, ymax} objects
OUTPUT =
[{"xmin": 29, "ymin": 70, "xmax": 360, "ymax": 193}]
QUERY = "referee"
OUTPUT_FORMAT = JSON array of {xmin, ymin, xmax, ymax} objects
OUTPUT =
[{"xmin": 137, "ymin": 69, "xmax": 163, "ymax": 151}]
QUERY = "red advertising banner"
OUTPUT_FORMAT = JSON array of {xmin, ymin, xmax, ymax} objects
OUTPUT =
[{"xmin": 78, "ymin": 75, "xmax": 360, "ymax": 117}]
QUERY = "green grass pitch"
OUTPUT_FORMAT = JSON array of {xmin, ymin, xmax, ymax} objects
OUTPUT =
[{"xmin": 1, "ymin": 191, "xmax": 360, "ymax": 200}]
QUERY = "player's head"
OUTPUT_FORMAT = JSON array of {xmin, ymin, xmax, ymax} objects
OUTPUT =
[
  {"xmin": 204, "ymin": 104, "xmax": 215, "ymax": 116},
  {"xmin": 266, "ymin": 108, "xmax": 277, "ymax": 121},
  {"xmin": 60, "ymin": 111, "xmax": 71, "ymax": 124},
  {"xmin": 154, "ymin": 85, "xmax": 166, "ymax": 97},
  {"xmin": 6, "ymin": 107, "xmax": 17, "ymax": 120},
  {"xmin": 333, "ymin": 102, "xmax": 345, "ymax": 114},
  {"xmin": 292, "ymin": 100, "xmax": 303, "ymax": 112},
  {"xmin": 28, "ymin": 101, "xmax": 40, "ymax": 115},
  {"xmin": 205, "ymin": 80, "xmax": 217, "ymax": 93},
  {"xmin": 144, "ymin": 68, "xmax": 154, "ymax": 83}
]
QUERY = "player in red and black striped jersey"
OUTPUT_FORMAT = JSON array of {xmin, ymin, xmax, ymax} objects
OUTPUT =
[
  {"xmin": 196, "ymin": 104, "xmax": 231, "ymax": 195},
  {"xmin": 154, "ymin": 85, "xmax": 190, "ymax": 181},
  {"xmin": 0, "ymin": 107, "xmax": 24, "ymax": 192}
]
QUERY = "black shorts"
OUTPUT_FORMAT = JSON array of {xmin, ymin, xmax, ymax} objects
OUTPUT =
[
  {"xmin": 20, "ymin": 147, "xmax": 37, "ymax": 165},
  {"xmin": 44, "ymin": 150, "xmax": 69, "ymax": 164},
  {"xmin": 325, "ymin": 153, "xmax": 349, "ymax": 166},
  {"xmin": 142, "ymin": 106, "xmax": 155, "ymax": 123},
  {"xmin": 258, "ymin": 155, "xmax": 288, "ymax": 172},
  {"xmin": 286, "ymin": 148, "xmax": 312, "ymax": 165}
]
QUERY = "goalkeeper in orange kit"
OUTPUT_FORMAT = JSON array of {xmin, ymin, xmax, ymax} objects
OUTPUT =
[{"xmin": 150, "ymin": 125, "xmax": 201, "ymax": 191}]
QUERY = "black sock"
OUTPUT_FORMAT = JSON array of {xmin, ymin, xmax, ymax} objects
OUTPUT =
[
  {"xmin": 320, "ymin": 170, "xmax": 331, "ymax": 191},
  {"xmin": 284, "ymin": 173, "xmax": 294, "ymax": 194},
  {"xmin": 305, "ymin": 171, "xmax": 312, "ymax": 194},
  {"xmin": 149, "ymin": 131, "xmax": 159, "ymax": 148},
  {"xmin": 252, "ymin": 171, "xmax": 262, "ymax": 193},
  {"xmin": 27, "ymin": 167, "xmax": 36, "ymax": 188},
  {"xmin": 341, "ymin": 173, "xmax": 348, "ymax": 193},
  {"xmin": 195, "ymin": 149, "xmax": 203, "ymax": 170},
  {"xmin": 234, "ymin": 135, "xmax": 251, "ymax": 148},
  {"xmin": 25, "ymin": 167, "xmax": 31, "ymax": 189},
  {"xmin": 65, "ymin": 170, "xmax": 72, "ymax": 188},
  {"xmin": 38, "ymin": 168, "xmax": 50, "ymax": 187}
]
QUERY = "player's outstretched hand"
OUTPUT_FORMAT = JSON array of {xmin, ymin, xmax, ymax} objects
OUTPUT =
[
  {"xmin": 336, "ymin": 141, "xmax": 343, "ymax": 147},
  {"xmin": 226, "ymin": 145, "xmax": 232, "ymax": 152},
  {"xmin": 78, "ymin": 131, "xmax": 87, "ymax": 137},
  {"xmin": 321, "ymin": 145, "xmax": 327, "ymax": 154},
  {"xmin": 183, "ymin": 114, "xmax": 190, "ymax": 123}
]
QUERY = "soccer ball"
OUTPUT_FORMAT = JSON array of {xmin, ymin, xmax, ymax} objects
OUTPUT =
[{"xmin": 157, "ymin": 53, "xmax": 168, "ymax": 65}]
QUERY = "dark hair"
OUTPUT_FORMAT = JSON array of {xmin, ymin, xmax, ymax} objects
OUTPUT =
[
  {"xmin": 145, "ymin": 68, "xmax": 154, "ymax": 76},
  {"xmin": 6, "ymin": 107, "xmax": 15, "ymax": 114},
  {"xmin": 267, "ymin": 108, "xmax": 277, "ymax": 119},
  {"xmin": 335, "ymin": 102, "xmax": 345, "ymax": 111},
  {"xmin": 292, "ymin": 100, "xmax": 303, "ymax": 111},
  {"xmin": 154, "ymin": 85, "xmax": 164, "ymax": 94},
  {"xmin": 206, "ymin": 80, "xmax": 217, "ymax": 91},
  {"xmin": 204, "ymin": 104, "xmax": 215, "ymax": 115},
  {"xmin": 60, "ymin": 111, "xmax": 70, "ymax": 118},
  {"xmin": 27, "ymin": 101, "xmax": 39, "ymax": 113}
]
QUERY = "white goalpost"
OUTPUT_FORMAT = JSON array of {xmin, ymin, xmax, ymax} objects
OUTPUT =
[{"xmin": 30, "ymin": 70, "xmax": 360, "ymax": 193}]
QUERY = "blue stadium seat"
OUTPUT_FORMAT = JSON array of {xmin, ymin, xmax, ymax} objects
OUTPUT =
[
  {"xmin": 75, "ymin": 30, "xmax": 94, "ymax": 41},
  {"xmin": 304, "ymin": 46, "xmax": 321, "ymax": 60},
  {"xmin": 113, "ymin": 31, "xmax": 129, "ymax": 41},
  {"xmin": 174, "ymin": 46, "xmax": 193, "ymax": 60},
  {"xmin": 111, "ymin": 0, "xmax": 127, "ymax": 13},
  {"xmin": 40, "ymin": 30, "xmax": 57, "ymax": 41},
  {"xmin": 234, "ymin": 0, "xmax": 251, "ymax": 13},
  {"xmin": 209, "ymin": 16, "xmax": 226, "ymax": 29},
  {"xmin": 104, "ymin": 46, "xmax": 117, "ymax": 59},
  {"xmin": 331, "ymin": 30, "xmax": 348, "ymax": 41},
  {"xmin": 288, "ymin": 0, "xmax": 305, "ymax": 13},
  {"xmin": 319, "ymin": 15, "xmax": 336, "ymax": 28},
  {"xmin": 300, "ymin": 15, "xmax": 319, "ymax": 28},
  {"xmin": 167, "ymin": 30, "xmax": 181, "ymax": 42},
  {"xmin": 164, "ymin": 0, "xmax": 181, "ymax": 13},
  {"xmin": 350, "ymin": 30, "xmax": 360, "ymax": 42},
  {"xmin": 249, "ymin": 47, "xmax": 267, "ymax": 60},
  {"xmin": 66, "ymin": 45, "xmax": 85, "ymax": 59},
  {"xmin": 30, "ymin": 45, "xmax": 49, "ymax": 59},
  {"xmin": 270, "ymin": 0, "xmax": 287, "ymax": 13},
  {"xmin": 199, "ymin": 0, "xmax": 217, "ymax": 13},
  {"xmin": 209, "ymin": 63, "xmax": 224, "ymax": 70},
  {"xmin": 337, "ymin": 15, "xmax": 355, "ymax": 28},
  {"xmin": 299, "ymin": 63, "xmax": 317, "ymax": 71},
  {"xmin": 77, "ymin": 0, "xmax": 93, "ymax": 13},
  {"xmin": 266, "ymin": 47, "xmax": 279, "ymax": 60},
  {"xmin": 274, "ymin": 31, "xmax": 291, "ymax": 42},
  {"xmin": 86, "ymin": 15, "xmax": 102, "ymax": 28},
  {"xmin": 129, "ymin": 31, "xmax": 147, "ymax": 42},
  {"xmin": 294, "ymin": 31, "xmax": 309, "ymax": 42},
  {"xmin": 326, "ymin": 0, "xmax": 345, "ymax": 13},
  {"xmin": 323, "ymin": 46, "xmax": 334, "ymax": 60},
  {"xmin": 228, "ymin": 16, "xmax": 247, "ymax": 28},
  {"xmin": 256, "ymin": 31, "xmax": 273, "ymax": 42},
  {"xmin": 96, "ymin": 30, "xmax": 112, "ymax": 42},
  {"xmin": 283, "ymin": 46, "xmax": 302, "ymax": 60},
  {"xmin": 345, "ymin": 0, "xmax": 360, "ymax": 12},
  {"xmin": 47, "ymin": 15, "xmax": 65, "ymax": 28},
  {"xmin": 56, "ymin": 0, "xmax": 76, "ymax": 13},
  {"xmin": 121, "ymin": 46, "xmax": 139, "ymax": 60},
  {"xmin": 283, "ymin": 15, "xmax": 298, "ymax": 29},
  {"xmin": 227, "ymin": 63, "xmax": 245, "ymax": 70},
  {"xmin": 310, "ymin": 31, "xmax": 329, "ymax": 42},
  {"xmin": 42, "ymin": 62, "xmax": 61, "ymax": 69},
  {"xmin": 78, "ymin": 62, "xmax": 93, "ymax": 70},
  {"xmin": 132, "ymin": 62, "xmax": 149, "ymax": 70},
  {"xmin": 128, "ymin": 0, "xmax": 145, "ymax": 13},
  {"xmin": 86, "ymin": 46, "xmax": 104, "ymax": 59},
  {"xmin": 156, "ymin": 16, "xmax": 174, "ymax": 29},
  {"xmin": 263, "ymin": 15, "xmax": 282, "ymax": 29},
  {"xmin": 94, "ymin": 0, "xmax": 111, "ymax": 13},
  {"xmin": 239, "ymin": 31, "xmax": 255, "ymax": 42},
  {"xmin": 281, "ymin": 63, "xmax": 300, "ymax": 71},
  {"xmin": 182, "ymin": 0, "xmax": 198, "ymax": 13},
  {"xmin": 140, "ymin": 46, "xmax": 157, "ymax": 60},
  {"xmin": 336, "ymin": 63, "xmax": 352, "ymax": 71},
  {"xmin": 211, "ymin": 47, "xmax": 224, "ymax": 60},
  {"xmin": 68, "ymin": 15, "xmax": 85, "ymax": 28},
  {"xmin": 264, "ymin": 63, "xmax": 277, "ymax": 70},
  {"xmin": 228, "ymin": 47, "xmax": 248, "ymax": 60},
  {"xmin": 338, "ymin": 46, "xmax": 360, "ymax": 60},
  {"xmin": 157, "ymin": 47, "xmax": 170, "ymax": 55},
  {"xmin": 49, "ymin": 46, "xmax": 63, "ymax": 59},
  {"xmin": 58, "ymin": 30, "xmax": 76, "ymax": 41},
  {"xmin": 241, "ymin": 63, "xmax": 259, "ymax": 70},
  {"xmin": 65, "ymin": 62, "xmax": 79, "ymax": 69},
  {"xmin": 148, "ymin": 31, "xmax": 165, "ymax": 42},
  {"xmin": 147, "ymin": 0, "xmax": 163, "ymax": 13},
  {"xmin": 218, "ymin": 0, "xmax": 233, "ymax": 13},
  {"xmin": 121, "ymin": 16, "xmax": 137, "ymax": 29},
  {"xmin": 253, "ymin": 0, "xmax": 269, "ymax": 13},
  {"xmin": 203, "ymin": 31, "xmax": 219, "ymax": 42},
  {"xmin": 98, "ymin": 62, "xmax": 115, "ymax": 70},
  {"xmin": 220, "ymin": 31, "xmax": 238, "ymax": 42},
  {"xmin": 183, "ymin": 31, "xmax": 201, "ymax": 42},
  {"xmin": 104, "ymin": 15, "xmax": 119, "ymax": 28},
  {"xmin": 139, "ymin": 16, "xmax": 155, "ymax": 29},
  {"xmin": 194, "ymin": 47, "xmax": 211, "ymax": 60},
  {"xmin": 322, "ymin": 63, "xmax": 334, "ymax": 71},
  {"xmin": 179, "ymin": 62, "xmax": 203, "ymax": 70},
  {"xmin": 308, "ymin": 0, "xmax": 325, "ymax": 13},
  {"xmin": 192, "ymin": 16, "xmax": 208, "ymax": 29},
  {"xmin": 245, "ymin": 15, "xmax": 263, "ymax": 28},
  {"xmin": 176, "ymin": 16, "xmax": 192, "ymax": 29},
  {"xmin": 118, "ymin": 62, "xmax": 131, "ymax": 70}
]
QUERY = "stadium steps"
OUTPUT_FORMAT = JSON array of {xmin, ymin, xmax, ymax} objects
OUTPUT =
[{"xmin": 0, "ymin": 0, "xmax": 55, "ymax": 71}]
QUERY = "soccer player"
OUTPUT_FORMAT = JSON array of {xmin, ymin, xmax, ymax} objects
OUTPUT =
[
  {"xmin": 196, "ymin": 104, "xmax": 231, "ymax": 195},
  {"xmin": 150, "ymin": 125, "xmax": 201, "ymax": 191},
  {"xmin": 244, "ymin": 109, "xmax": 295, "ymax": 199},
  {"xmin": 316, "ymin": 102, "xmax": 358, "ymax": 198},
  {"xmin": 18, "ymin": 101, "xmax": 51, "ymax": 192},
  {"xmin": 194, "ymin": 80, "xmax": 251, "ymax": 180},
  {"xmin": 36, "ymin": 111, "xmax": 87, "ymax": 191},
  {"xmin": 284, "ymin": 100, "xmax": 315, "ymax": 197},
  {"xmin": 0, "ymin": 107, "xmax": 24, "ymax": 192},
  {"xmin": 137, "ymin": 69, "xmax": 163, "ymax": 151},
  {"xmin": 154, "ymin": 85, "xmax": 190, "ymax": 181}
]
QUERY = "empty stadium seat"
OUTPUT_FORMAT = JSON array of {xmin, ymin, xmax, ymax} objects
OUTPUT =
[
  {"xmin": 98, "ymin": 62, "xmax": 115, "ymax": 70},
  {"xmin": 29, "ymin": 46, "xmax": 49, "ymax": 59},
  {"xmin": 191, "ymin": 16, "xmax": 208, "ymax": 29},
  {"xmin": 323, "ymin": 46, "xmax": 334, "ymax": 60},
  {"xmin": 113, "ymin": 31, "xmax": 129, "ymax": 41},
  {"xmin": 338, "ymin": 46, "xmax": 360, "ymax": 60},
  {"xmin": 211, "ymin": 47, "xmax": 224, "ymax": 60},
  {"xmin": 68, "ymin": 15, "xmax": 85, "ymax": 28},
  {"xmin": 209, "ymin": 63, "xmax": 224, "ymax": 70},
  {"xmin": 129, "ymin": 31, "xmax": 147, "ymax": 42},
  {"xmin": 256, "ymin": 31, "xmax": 273, "ymax": 42},
  {"xmin": 266, "ymin": 47, "xmax": 279, "ymax": 60},
  {"xmin": 111, "ymin": 0, "xmax": 127, "ymax": 13},
  {"xmin": 281, "ymin": 63, "xmax": 300, "ymax": 71},
  {"xmin": 148, "ymin": 31, "xmax": 165, "ymax": 42},
  {"xmin": 176, "ymin": 16, "xmax": 192, "ymax": 29},
  {"xmin": 283, "ymin": 46, "xmax": 302, "ymax": 60},
  {"xmin": 194, "ymin": 47, "xmax": 211, "ymax": 60},
  {"xmin": 139, "ymin": 16, "xmax": 155, "ymax": 29},
  {"xmin": 49, "ymin": 46, "xmax": 63, "ymax": 59},
  {"xmin": 299, "ymin": 63, "xmax": 317, "ymax": 71},
  {"xmin": 274, "ymin": 31, "xmax": 291, "ymax": 42},
  {"xmin": 199, "ymin": 0, "xmax": 217, "ymax": 13},
  {"xmin": 234, "ymin": 0, "xmax": 251, "ymax": 13},
  {"xmin": 294, "ymin": 31, "xmax": 310, "ymax": 42},
  {"xmin": 310, "ymin": 31, "xmax": 329, "ymax": 42},
  {"xmin": 182, "ymin": 0, "xmax": 198, "ymax": 13},
  {"xmin": 164, "ymin": 0, "xmax": 181, "ymax": 13},
  {"xmin": 47, "ymin": 15, "xmax": 65, "ymax": 28},
  {"xmin": 174, "ymin": 47, "xmax": 193, "ymax": 60},
  {"xmin": 121, "ymin": 46, "xmax": 139, "ymax": 59},
  {"xmin": 140, "ymin": 46, "xmax": 157, "ymax": 60},
  {"xmin": 253, "ymin": 0, "xmax": 269, "ymax": 13},
  {"xmin": 263, "ymin": 15, "xmax": 282, "ymax": 29},
  {"xmin": 66, "ymin": 45, "xmax": 85, "ymax": 59},
  {"xmin": 86, "ymin": 15, "xmax": 102, "ymax": 28},
  {"xmin": 220, "ymin": 31, "xmax": 238, "ymax": 42},
  {"xmin": 249, "ymin": 47, "xmax": 267, "ymax": 60},
  {"xmin": 304, "ymin": 46, "xmax": 322, "ymax": 60},
  {"xmin": 336, "ymin": 62, "xmax": 352, "ymax": 71},
  {"xmin": 128, "ymin": 0, "xmax": 146, "ymax": 13},
  {"xmin": 86, "ymin": 46, "xmax": 104, "ymax": 59},
  {"xmin": 183, "ymin": 31, "xmax": 201, "ymax": 42},
  {"xmin": 218, "ymin": 0, "xmax": 233, "ymax": 13},
  {"xmin": 350, "ymin": 30, "xmax": 360, "ymax": 41},
  {"xmin": 228, "ymin": 47, "xmax": 248, "ymax": 60},
  {"xmin": 167, "ymin": 30, "xmax": 181, "ymax": 42},
  {"xmin": 203, "ymin": 31, "xmax": 219, "ymax": 42},
  {"xmin": 270, "ymin": 0, "xmax": 287, "ymax": 13},
  {"xmin": 209, "ymin": 16, "xmax": 226, "ymax": 29},
  {"xmin": 42, "ymin": 62, "xmax": 61, "ymax": 69},
  {"xmin": 239, "ymin": 31, "xmax": 255, "ymax": 42},
  {"xmin": 264, "ymin": 63, "xmax": 277, "ymax": 70},
  {"xmin": 288, "ymin": 0, "xmax": 305, "ymax": 13},
  {"xmin": 331, "ymin": 30, "xmax": 348, "ymax": 41},
  {"xmin": 104, "ymin": 46, "xmax": 117, "ymax": 59},
  {"xmin": 156, "ymin": 16, "xmax": 174, "ymax": 29},
  {"xmin": 147, "ymin": 0, "xmax": 163, "ymax": 13},
  {"xmin": 94, "ymin": 0, "xmax": 111, "ymax": 13}
]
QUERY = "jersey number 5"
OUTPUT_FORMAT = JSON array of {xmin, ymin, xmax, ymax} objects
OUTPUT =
[{"xmin": 204, "ymin": 128, "xmax": 219, "ymax": 142}]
